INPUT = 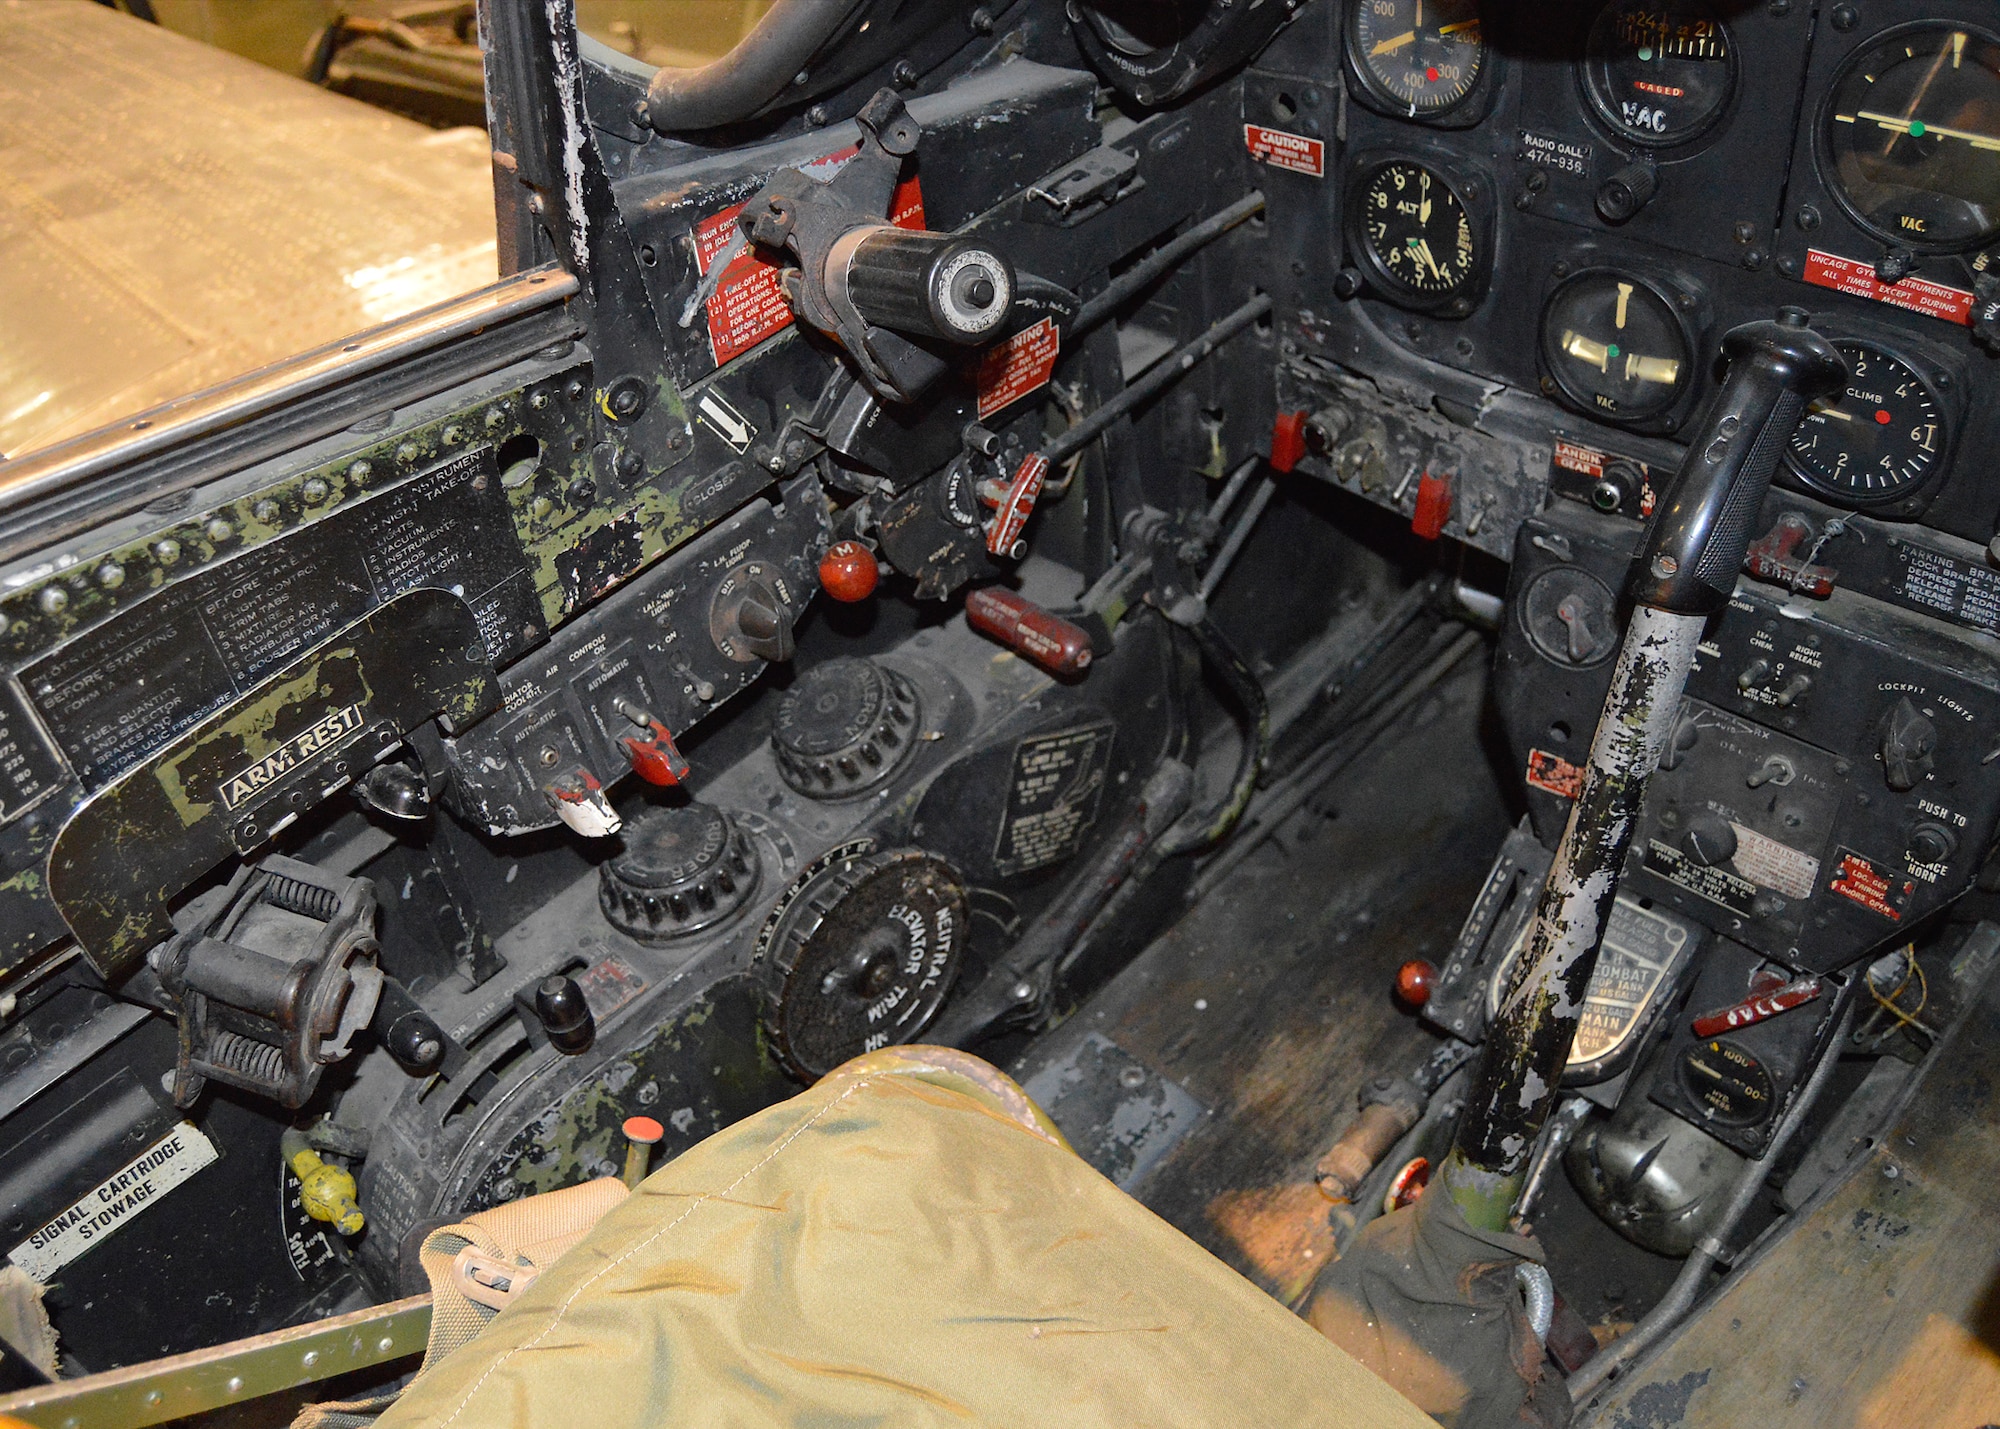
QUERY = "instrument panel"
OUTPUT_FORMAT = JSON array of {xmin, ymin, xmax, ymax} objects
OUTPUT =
[{"xmin": 1259, "ymin": 0, "xmax": 2000, "ymax": 545}]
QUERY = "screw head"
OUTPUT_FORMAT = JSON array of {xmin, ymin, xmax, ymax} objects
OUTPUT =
[
  {"xmin": 96, "ymin": 561, "xmax": 124, "ymax": 589},
  {"xmin": 302, "ymin": 477, "xmax": 330, "ymax": 504},
  {"xmin": 1652, "ymin": 554, "xmax": 1680, "ymax": 578},
  {"xmin": 37, "ymin": 586, "xmax": 66, "ymax": 615},
  {"xmin": 206, "ymin": 518, "xmax": 234, "ymax": 543},
  {"xmin": 154, "ymin": 538, "xmax": 181, "ymax": 564}
]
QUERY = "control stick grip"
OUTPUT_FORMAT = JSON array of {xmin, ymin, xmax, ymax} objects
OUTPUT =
[{"xmin": 1629, "ymin": 307, "xmax": 1846, "ymax": 616}]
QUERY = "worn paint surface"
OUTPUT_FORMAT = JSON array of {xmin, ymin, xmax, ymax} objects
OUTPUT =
[{"xmin": 1449, "ymin": 607, "xmax": 1704, "ymax": 1226}]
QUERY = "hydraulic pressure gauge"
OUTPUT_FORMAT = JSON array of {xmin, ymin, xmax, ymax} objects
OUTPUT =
[
  {"xmin": 1539, "ymin": 269, "xmax": 1694, "ymax": 424},
  {"xmin": 1582, "ymin": 1, "xmax": 1737, "ymax": 148},
  {"xmin": 1784, "ymin": 339, "xmax": 1948, "ymax": 506},
  {"xmin": 1677, "ymin": 1038, "xmax": 1774, "ymax": 1128},
  {"xmin": 1822, "ymin": 24, "xmax": 2000, "ymax": 250},
  {"xmin": 1348, "ymin": 0, "xmax": 1487, "ymax": 120},
  {"xmin": 1348, "ymin": 158, "xmax": 1486, "ymax": 312}
]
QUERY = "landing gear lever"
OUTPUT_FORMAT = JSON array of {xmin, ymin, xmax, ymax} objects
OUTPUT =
[{"xmin": 1441, "ymin": 307, "xmax": 1847, "ymax": 1229}]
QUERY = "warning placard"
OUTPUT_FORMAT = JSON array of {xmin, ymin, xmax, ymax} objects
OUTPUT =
[
  {"xmin": 1244, "ymin": 124, "xmax": 1325, "ymax": 178},
  {"xmin": 1829, "ymin": 847, "xmax": 1913, "ymax": 920},
  {"xmin": 1526, "ymin": 748, "xmax": 1584, "ymax": 800},
  {"xmin": 994, "ymin": 720, "xmax": 1116, "ymax": 875},
  {"xmin": 1803, "ymin": 248, "xmax": 1973, "ymax": 326},
  {"xmin": 694, "ymin": 152, "xmax": 925, "ymax": 368},
  {"xmin": 976, "ymin": 316, "xmax": 1061, "ymax": 419}
]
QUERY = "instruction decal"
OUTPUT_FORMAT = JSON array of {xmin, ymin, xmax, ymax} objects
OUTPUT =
[
  {"xmin": 1244, "ymin": 124, "xmax": 1325, "ymax": 178},
  {"xmin": 9, "ymin": 1123, "xmax": 220, "ymax": 1281},
  {"xmin": 994, "ymin": 720, "xmax": 1116, "ymax": 876},
  {"xmin": 694, "ymin": 151, "xmax": 925, "ymax": 367},
  {"xmin": 1828, "ymin": 847, "xmax": 1913, "ymax": 920},
  {"xmin": 1525, "ymin": 748, "xmax": 1584, "ymax": 801},
  {"xmin": 977, "ymin": 317, "xmax": 1061, "ymax": 419},
  {"xmin": 1802, "ymin": 248, "xmax": 1973, "ymax": 326}
]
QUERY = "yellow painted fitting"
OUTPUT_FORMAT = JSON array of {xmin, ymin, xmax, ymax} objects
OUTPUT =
[{"xmin": 287, "ymin": 1145, "xmax": 365, "ymax": 1235}]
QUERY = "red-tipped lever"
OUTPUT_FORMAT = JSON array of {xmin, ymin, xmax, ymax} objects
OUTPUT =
[{"xmin": 965, "ymin": 587, "xmax": 1093, "ymax": 678}]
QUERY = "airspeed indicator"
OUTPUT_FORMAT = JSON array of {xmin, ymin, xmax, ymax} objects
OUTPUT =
[{"xmin": 1784, "ymin": 340, "xmax": 1947, "ymax": 506}]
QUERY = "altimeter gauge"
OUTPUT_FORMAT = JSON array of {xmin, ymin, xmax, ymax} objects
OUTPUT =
[{"xmin": 1348, "ymin": 157, "xmax": 1487, "ymax": 313}]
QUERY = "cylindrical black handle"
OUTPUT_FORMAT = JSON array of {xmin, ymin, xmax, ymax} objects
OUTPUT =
[
  {"xmin": 830, "ymin": 226, "xmax": 1015, "ymax": 344},
  {"xmin": 1629, "ymin": 308, "xmax": 1847, "ymax": 616}
]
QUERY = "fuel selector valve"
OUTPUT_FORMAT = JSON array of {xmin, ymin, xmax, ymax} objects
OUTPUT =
[{"xmin": 738, "ymin": 89, "xmax": 1018, "ymax": 403}]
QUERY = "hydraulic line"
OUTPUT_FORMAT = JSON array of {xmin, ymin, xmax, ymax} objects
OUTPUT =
[
  {"xmin": 1042, "ymin": 293, "xmax": 1272, "ymax": 468},
  {"xmin": 643, "ymin": 0, "xmax": 868, "ymax": 132},
  {"xmin": 1156, "ymin": 616, "xmax": 1271, "ymax": 859},
  {"xmin": 1073, "ymin": 192, "xmax": 1267, "ymax": 336}
]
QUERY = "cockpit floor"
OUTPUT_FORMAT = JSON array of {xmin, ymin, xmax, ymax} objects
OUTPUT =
[{"xmin": 1012, "ymin": 660, "xmax": 1512, "ymax": 1303}]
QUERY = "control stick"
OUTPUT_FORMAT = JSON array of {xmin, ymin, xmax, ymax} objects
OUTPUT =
[{"xmin": 1440, "ymin": 308, "xmax": 1846, "ymax": 1229}]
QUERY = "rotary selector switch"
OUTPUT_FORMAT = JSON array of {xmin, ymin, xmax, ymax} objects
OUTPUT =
[
  {"xmin": 709, "ymin": 560, "xmax": 798, "ymax": 664},
  {"xmin": 598, "ymin": 803, "xmax": 759, "ymax": 943},
  {"xmin": 756, "ymin": 846, "xmax": 968, "ymax": 1080},
  {"xmin": 770, "ymin": 657, "xmax": 920, "ymax": 798}
]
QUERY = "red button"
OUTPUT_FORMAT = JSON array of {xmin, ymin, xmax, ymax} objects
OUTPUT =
[
  {"xmin": 819, "ymin": 541, "xmax": 880, "ymax": 602},
  {"xmin": 623, "ymin": 1116, "xmax": 664, "ymax": 1145},
  {"xmin": 1394, "ymin": 959, "xmax": 1437, "ymax": 1007}
]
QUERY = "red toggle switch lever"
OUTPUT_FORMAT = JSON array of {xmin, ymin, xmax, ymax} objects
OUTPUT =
[
  {"xmin": 965, "ymin": 586, "xmax": 1093, "ymax": 678},
  {"xmin": 622, "ymin": 719, "xmax": 690, "ymax": 787},
  {"xmin": 612, "ymin": 697, "xmax": 690, "ymax": 787}
]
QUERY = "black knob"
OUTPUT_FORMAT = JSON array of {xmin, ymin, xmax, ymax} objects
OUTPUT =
[
  {"xmin": 356, "ymin": 761, "xmax": 431, "ymax": 821},
  {"xmin": 1596, "ymin": 159, "xmax": 1659, "ymax": 223},
  {"xmin": 382, "ymin": 1010, "xmax": 447, "ymax": 1072},
  {"xmin": 709, "ymin": 562, "xmax": 797, "ymax": 665},
  {"xmin": 1591, "ymin": 457, "xmax": 1645, "ymax": 515},
  {"xmin": 1682, "ymin": 815, "xmax": 1738, "ymax": 867},
  {"xmin": 1658, "ymin": 713, "xmax": 1700, "ymax": 770},
  {"xmin": 535, "ymin": 975, "xmax": 595, "ymax": 1054},
  {"xmin": 1908, "ymin": 821, "xmax": 1958, "ymax": 865},
  {"xmin": 1879, "ymin": 696, "xmax": 1937, "ymax": 792},
  {"xmin": 771, "ymin": 657, "xmax": 921, "ymax": 799},
  {"xmin": 834, "ymin": 227, "xmax": 1015, "ymax": 345}
]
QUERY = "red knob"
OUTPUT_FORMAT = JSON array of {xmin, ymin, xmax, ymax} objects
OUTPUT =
[
  {"xmin": 1270, "ymin": 409, "xmax": 1309, "ymax": 474},
  {"xmin": 1394, "ymin": 958, "xmax": 1437, "ymax": 1008},
  {"xmin": 818, "ymin": 540, "xmax": 880, "ymax": 603},
  {"xmin": 1411, "ymin": 472, "xmax": 1454, "ymax": 540}
]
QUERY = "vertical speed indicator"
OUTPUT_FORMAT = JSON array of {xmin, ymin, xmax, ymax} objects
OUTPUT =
[{"xmin": 1784, "ymin": 340, "xmax": 1948, "ymax": 506}]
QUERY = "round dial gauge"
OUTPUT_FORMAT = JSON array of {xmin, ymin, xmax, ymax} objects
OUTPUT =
[
  {"xmin": 1349, "ymin": 0, "xmax": 1486, "ymax": 118},
  {"xmin": 1352, "ymin": 159, "xmax": 1482, "ymax": 304},
  {"xmin": 1785, "ymin": 340, "xmax": 1946, "ymax": 505},
  {"xmin": 1677, "ymin": 1038, "xmax": 1773, "ymax": 1128},
  {"xmin": 1582, "ymin": 2, "xmax": 1737, "ymax": 147},
  {"xmin": 1823, "ymin": 25, "xmax": 2000, "ymax": 250},
  {"xmin": 1540, "ymin": 270, "xmax": 1692, "ymax": 422}
]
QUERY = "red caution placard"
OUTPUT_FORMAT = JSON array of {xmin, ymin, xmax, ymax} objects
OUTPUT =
[
  {"xmin": 1525, "ymin": 748, "xmax": 1584, "ymax": 801},
  {"xmin": 1803, "ymin": 248, "xmax": 1973, "ymax": 327},
  {"xmin": 693, "ymin": 152, "xmax": 925, "ymax": 368},
  {"xmin": 1828, "ymin": 848, "xmax": 1914, "ymax": 921},
  {"xmin": 1244, "ymin": 124, "xmax": 1325, "ymax": 178},
  {"xmin": 976, "ymin": 316, "xmax": 1061, "ymax": 420}
]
